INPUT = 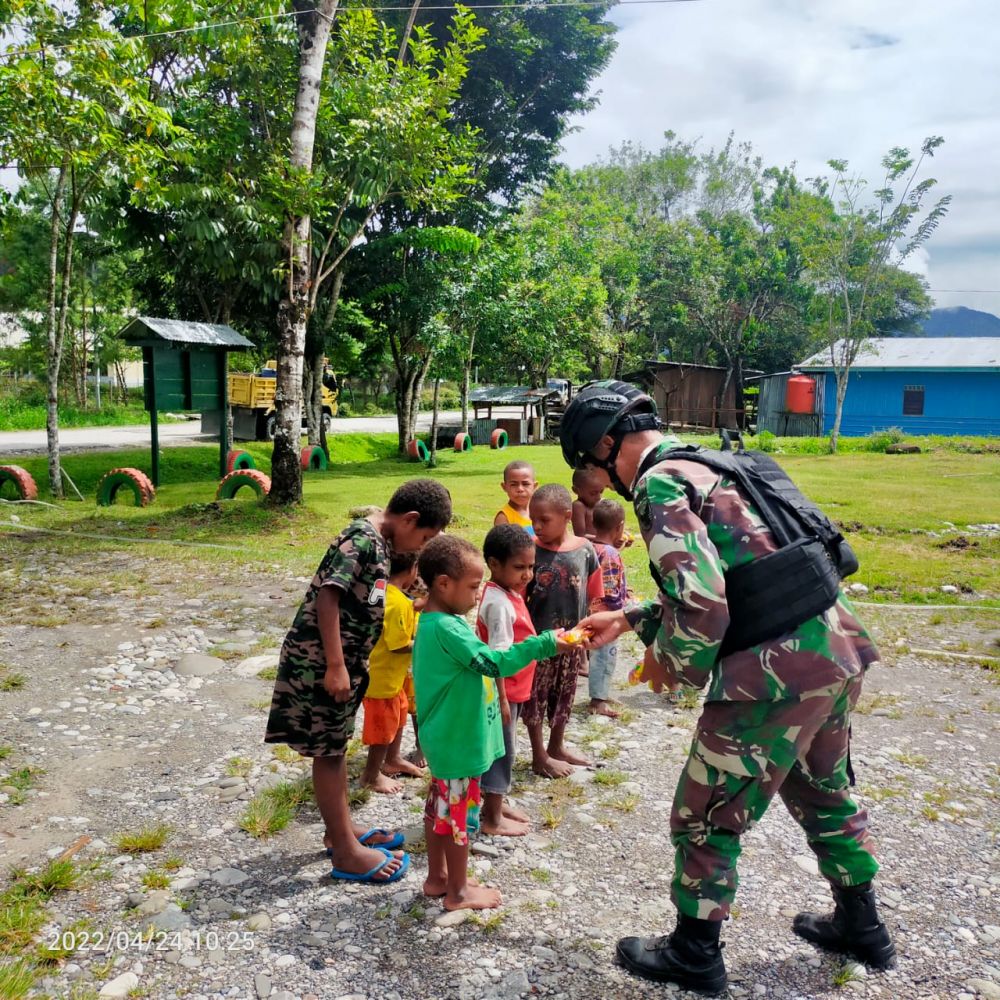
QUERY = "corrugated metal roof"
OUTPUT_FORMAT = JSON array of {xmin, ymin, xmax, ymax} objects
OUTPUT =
[
  {"xmin": 470, "ymin": 385, "xmax": 558, "ymax": 406},
  {"xmin": 120, "ymin": 316, "xmax": 254, "ymax": 349},
  {"xmin": 798, "ymin": 337, "xmax": 1000, "ymax": 371}
]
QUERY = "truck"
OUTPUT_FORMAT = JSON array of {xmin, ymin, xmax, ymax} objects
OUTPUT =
[{"xmin": 229, "ymin": 361, "xmax": 339, "ymax": 441}]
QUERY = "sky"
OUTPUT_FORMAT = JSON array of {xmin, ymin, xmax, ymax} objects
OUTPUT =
[{"xmin": 558, "ymin": 0, "xmax": 1000, "ymax": 316}]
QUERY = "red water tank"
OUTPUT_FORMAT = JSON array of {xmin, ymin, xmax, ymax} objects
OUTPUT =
[{"xmin": 785, "ymin": 375, "xmax": 816, "ymax": 414}]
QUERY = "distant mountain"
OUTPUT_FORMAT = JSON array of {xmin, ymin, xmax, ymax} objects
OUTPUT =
[{"xmin": 919, "ymin": 306, "xmax": 1000, "ymax": 337}]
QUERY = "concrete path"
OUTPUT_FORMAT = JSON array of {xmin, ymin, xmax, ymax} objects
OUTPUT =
[{"xmin": 0, "ymin": 411, "xmax": 469, "ymax": 455}]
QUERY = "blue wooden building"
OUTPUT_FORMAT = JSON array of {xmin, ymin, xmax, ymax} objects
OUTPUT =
[{"xmin": 794, "ymin": 337, "xmax": 1000, "ymax": 437}]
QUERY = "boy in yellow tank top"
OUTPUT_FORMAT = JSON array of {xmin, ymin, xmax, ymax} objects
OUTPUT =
[{"xmin": 494, "ymin": 460, "xmax": 536, "ymax": 535}]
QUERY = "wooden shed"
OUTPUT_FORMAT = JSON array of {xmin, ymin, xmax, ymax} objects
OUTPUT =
[{"xmin": 623, "ymin": 361, "xmax": 757, "ymax": 430}]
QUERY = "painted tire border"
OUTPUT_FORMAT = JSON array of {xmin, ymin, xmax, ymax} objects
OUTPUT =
[
  {"xmin": 489, "ymin": 428, "xmax": 508, "ymax": 450},
  {"xmin": 226, "ymin": 449, "xmax": 256, "ymax": 473},
  {"xmin": 300, "ymin": 445, "xmax": 328, "ymax": 471},
  {"xmin": 96, "ymin": 468, "xmax": 156, "ymax": 508},
  {"xmin": 0, "ymin": 464, "xmax": 39, "ymax": 501},
  {"xmin": 216, "ymin": 469, "xmax": 272, "ymax": 500},
  {"xmin": 453, "ymin": 432, "xmax": 472, "ymax": 453},
  {"xmin": 406, "ymin": 439, "xmax": 430, "ymax": 462}
]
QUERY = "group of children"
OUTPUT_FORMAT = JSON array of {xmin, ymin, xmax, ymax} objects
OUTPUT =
[{"xmin": 265, "ymin": 461, "xmax": 633, "ymax": 911}]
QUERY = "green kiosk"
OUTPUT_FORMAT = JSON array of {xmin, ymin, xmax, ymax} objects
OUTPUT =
[{"xmin": 119, "ymin": 317, "xmax": 254, "ymax": 486}]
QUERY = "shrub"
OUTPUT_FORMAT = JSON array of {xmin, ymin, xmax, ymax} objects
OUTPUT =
[
  {"xmin": 865, "ymin": 427, "xmax": 906, "ymax": 452},
  {"xmin": 753, "ymin": 430, "xmax": 777, "ymax": 453}
]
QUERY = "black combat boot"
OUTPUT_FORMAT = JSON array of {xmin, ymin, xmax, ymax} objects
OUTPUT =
[
  {"xmin": 793, "ymin": 881, "xmax": 896, "ymax": 969},
  {"xmin": 616, "ymin": 914, "xmax": 727, "ymax": 996}
]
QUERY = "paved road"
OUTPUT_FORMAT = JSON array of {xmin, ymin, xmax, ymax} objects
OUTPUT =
[{"xmin": 0, "ymin": 411, "xmax": 471, "ymax": 455}]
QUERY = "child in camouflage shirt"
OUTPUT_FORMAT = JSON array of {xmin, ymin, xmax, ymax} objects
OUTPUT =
[{"xmin": 265, "ymin": 479, "xmax": 451, "ymax": 885}]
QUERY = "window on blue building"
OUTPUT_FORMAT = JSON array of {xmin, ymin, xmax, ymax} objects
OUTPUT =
[{"xmin": 903, "ymin": 385, "xmax": 924, "ymax": 416}]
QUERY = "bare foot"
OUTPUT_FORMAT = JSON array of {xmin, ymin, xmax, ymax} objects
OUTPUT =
[
  {"xmin": 332, "ymin": 845, "xmax": 405, "ymax": 879},
  {"xmin": 532, "ymin": 754, "xmax": 575, "ymax": 779},
  {"xmin": 382, "ymin": 757, "xmax": 425, "ymax": 778},
  {"xmin": 480, "ymin": 815, "xmax": 530, "ymax": 837},
  {"xmin": 363, "ymin": 773, "xmax": 403, "ymax": 794},
  {"xmin": 423, "ymin": 875, "xmax": 480, "ymax": 898},
  {"xmin": 550, "ymin": 745, "xmax": 593, "ymax": 767},
  {"xmin": 588, "ymin": 700, "xmax": 620, "ymax": 719},
  {"xmin": 502, "ymin": 802, "xmax": 530, "ymax": 823},
  {"xmin": 407, "ymin": 749, "xmax": 427, "ymax": 769},
  {"xmin": 332, "ymin": 825, "xmax": 399, "ymax": 849},
  {"xmin": 444, "ymin": 883, "xmax": 503, "ymax": 911}
]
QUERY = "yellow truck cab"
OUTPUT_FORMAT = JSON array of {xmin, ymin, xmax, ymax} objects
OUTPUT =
[{"xmin": 229, "ymin": 361, "xmax": 339, "ymax": 441}]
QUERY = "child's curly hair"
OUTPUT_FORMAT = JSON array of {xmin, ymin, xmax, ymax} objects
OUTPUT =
[
  {"xmin": 386, "ymin": 479, "xmax": 452, "ymax": 528},
  {"xmin": 483, "ymin": 524, "xmax": 534, "ymax": 565},
  {"xmin": 418, "ymin": 534, "xmax": 480, "ymax": 584}
]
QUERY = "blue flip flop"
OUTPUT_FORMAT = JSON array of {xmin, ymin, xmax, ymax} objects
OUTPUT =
[
  {"xmin": 324, "ymin": 828, "xmax": 406, "ymax": 857},
  {"xmin": 330, "ymin": 848, "xmax": 409, "ymax": 884}
]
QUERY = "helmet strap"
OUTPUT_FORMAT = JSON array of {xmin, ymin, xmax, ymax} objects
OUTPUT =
[{"xmin": 587, "ymin": 434, "xmax": 633, "ymax": 501}]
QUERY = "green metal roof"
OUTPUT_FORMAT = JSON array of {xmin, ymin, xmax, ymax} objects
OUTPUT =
[{"xmin": 119, "ymin": 316, "xmax": 254, "ymax": 350}]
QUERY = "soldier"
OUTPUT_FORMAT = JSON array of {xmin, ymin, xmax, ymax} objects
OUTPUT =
[{"xmin": 564, "ymin": 381, "xmax": 895, "ymax": 996}]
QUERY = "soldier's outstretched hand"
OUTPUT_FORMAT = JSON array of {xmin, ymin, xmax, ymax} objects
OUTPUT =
[
  {"xmin": 640, "ymin": 644, "xmax": 674, "ymax": 694},
  {"xmin": 577, "ymin": 610, "xmax": 631, "ymax": 649}
]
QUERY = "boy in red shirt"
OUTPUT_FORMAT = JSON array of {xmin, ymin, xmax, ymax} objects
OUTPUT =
[{"xmin": 477, "ymin": 525, "xmax": 538, "ymax": 836}]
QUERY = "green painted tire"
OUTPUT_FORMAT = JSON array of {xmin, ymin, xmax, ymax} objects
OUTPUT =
[
  {"xmin": 226, "ymin": 449, "xmax": 256, "ymax": 473},
  {"xmin": 300, "ymin": 445, "xmax": 328, "ymax": 471},
  {"xmin": 0, "ymin": 464, "xmax": 39, "ymax": 501},
  {"xmin": 453, "ymin": 432, "xmax": 472, "ymax": 453},
  {"xmin": 97, "ymin": 468, "xmax": 155, "ymax": 508},
  {"xmin": 406, "ymin": 439, "xmax": 429, "ymax": 462},
  {"xmin": 490, "ymin": 428, "xmax": 509, "ymax": 450},
  {"xmin": 216, "ymin": 469, "xmax": 271, "ymax": 500}
]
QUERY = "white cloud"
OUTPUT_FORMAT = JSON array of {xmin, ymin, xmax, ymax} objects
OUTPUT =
[{"xmin": 561, "ymin": 0, "xmax": 1000, "ymax": 314}]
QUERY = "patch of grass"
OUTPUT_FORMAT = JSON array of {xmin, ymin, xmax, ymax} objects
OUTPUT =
[
  {"xmin": 890, "ymin": 750, "xmax": 929, "ymax": 768},
  {"xmin": 161, "ymin": 856, "xmax": 184, "ymax": 872},
  {"xmin": 141, "ymin": 870, "xmax": 170, "ymax": 890},
  {"xmin": 207, "ymin": 646, "xmax": 245, "ymax": 661},
  {"xmin": 831, "ymin": 963, "xmax": 860, "ymax": 988},
  {"xmin": 114, "ymin": 824, "xmax": 171, "ymax": 854},
  {"xmin": 470, "ymin": 911, "xmax": 505, "ymax": 933},
  {"xmin": 592, "ymin": 769, "xmax": 627, "ymax": 787},
  {"xmin": 606, "ymin": 793, "xmax": 639, "ymax": 813},
  {"xmin": 859, "ymin": 777, "xmax": 910, "ymax": 803},
  {"xmin": 400, "ymin": 903, "xmax": 426, "ymax": 925},
  {"xmin": 0, "ymin": 747, "xmax": 9, "ymax": 760},
  {"xmin": 599, "ymin": 744, "xmax": 620, "ymax": 761},
  {"xmin": 256, "ymin": 665, "xmax": 278, "ymax": 681},
  {"xmin": 0, "ymin": 960, "xmax": 35, "ymax": 999},
  {"xmin": 2, "ymin": 766, "xmax": 42, "ymax": 805},
  {"xmin": 0, "ymin": 672, "xmax": 26, "ymax": 692},
  {"xmin": 348, "ymin": 786, "xmax": 371, "ymax": 809},
  {"xmin": 617, "ymin": 707, "xmax": 637, "ymax": 725},
  {"xmin": 539, "ymin": 804, "xmax": 564, "ymax": 830},
  {"xmin": 854, "ymin": 691, "xmax": 901, "ymax": 716},
  {"xmin": 143, "ymin": 617, "xmax": 167, "ymax": 629},
  {"xmin": 270, "ymin": 744, "xmax": 302, "ymax": 765},
  {"xmin": 225, "ymin": 757, "xmax": 253, "ymax": 778},
  {"xmin": 529, "ymin": 868, "xmax": 552, "ymax": 884},
  {"xmin": 239, "ymin": 777, "xmax": 312, "ymax": 839},
  {"xmin": 921, "ymin": 805, "xmax": 941, "ymax": 821},
  {"xmin": 34, "ymin": 919, "xmax": 91, "ymax": 965},
  {"xmin": 676, "ymin": 688, "xmax": 701, "ymax": 711},
  {"xmin": 248, "ymin": 699, "xmax": 270, "ymax": 711}
]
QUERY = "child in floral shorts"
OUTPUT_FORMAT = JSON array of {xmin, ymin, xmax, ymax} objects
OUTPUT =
[{"xmin": 413, "ymin": 535, "xmax": 570, "ymax": 911}]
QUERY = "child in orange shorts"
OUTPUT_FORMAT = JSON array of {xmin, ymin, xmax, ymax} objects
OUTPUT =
[{"xmin": 361, "ymin": 553, "xmax": 424, "ymax": 793}]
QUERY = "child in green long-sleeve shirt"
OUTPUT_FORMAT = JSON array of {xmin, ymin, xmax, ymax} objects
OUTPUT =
[{"xmin": 414, "ymin": 534, "xmax": 573, "ymax": 912}]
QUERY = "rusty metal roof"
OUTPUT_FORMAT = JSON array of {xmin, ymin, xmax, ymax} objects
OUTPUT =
[
  {"xmin": 470, "ymin": 386, "xmax": 559, "ymax": 406},
  {"xmin": 119, "ymin": 316, "xmax": 254, "ymax": 350}
]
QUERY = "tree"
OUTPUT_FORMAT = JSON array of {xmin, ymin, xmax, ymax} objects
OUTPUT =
[
  {"xmin": 0, "ymin": 1, "xmax": 174, "ymax": 496},
  {"xmin": 789, "ymin": 138, "xmax": 950, "ymax": 451}
]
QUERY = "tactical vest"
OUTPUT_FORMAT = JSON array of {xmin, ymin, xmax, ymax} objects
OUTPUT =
[{"xmin": 637, "ymin": 432, "xmax": 859, "ymax": 656}]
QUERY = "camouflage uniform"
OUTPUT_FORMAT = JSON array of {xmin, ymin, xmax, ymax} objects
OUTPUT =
[
  {"xmin": 265, "ymin": 520, "xmax": 388, "ymax": 758},
  {"xmin": 625, "ymin": 438, "xmax": 881, "ymax": 921}
]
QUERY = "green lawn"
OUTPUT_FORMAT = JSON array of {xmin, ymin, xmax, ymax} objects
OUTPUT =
[{"xmin": 1, "ymin": 434, "xmax": 997, "ymax": 606}]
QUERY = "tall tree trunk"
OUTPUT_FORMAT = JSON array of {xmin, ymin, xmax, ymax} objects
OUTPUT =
[
  {"xmin": 410, "ymin": 354, "xmax": 432, "ymax": 440},
  {"xmin": 270, "ymin": 0, "xmax": 339, "ymax": 506},
  {"xmin": 427, "ymin": 376, "xmax": 441, "ymax": 467},
  {"xmin": 830, "ymin": 370, "xmax": 849, "ymax": 454},
  {"xmin": 460, "ymin": 328, "xmax": 475, "ymax": 434},
  {"xmin": 303, "ymin": 360, "xmax": 318, "ymax": 444},
  {"xmin": 396, "ymin": 367, "xmax": 418, "ymax": 452},
  {"xmin": 45, "ymin": 161, "xmax": 69, "ymax": 498}
]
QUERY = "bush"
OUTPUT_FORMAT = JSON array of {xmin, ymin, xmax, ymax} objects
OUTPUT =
[
  {"xmin": 864, "ymin": 427, "xmax": 907, "ymax": 453},
  {"xmin": 752, "ymin": 430, "xmax": 777, "ymax": 453}
]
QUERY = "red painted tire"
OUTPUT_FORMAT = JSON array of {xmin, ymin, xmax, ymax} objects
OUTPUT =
[
  {"xmin": 406, "ymin": 439, "xmax": 429, "ymax": 462},
  {"xmin": 0, "ymin": 464, "xmax": 39, "ymax": 501},
  {"xmin": 453, "ymin": 432, "xmax": 472, "ymax": 453},
  {"xmin": 216, "ymin": 469, "xmax": 271, "ymax": 500},
  {"xmin": 226, "ymin": 449, "xmax": 256, "ymax": 473},
  {"xmin": 97, "ymin": 468, "xmax": 155, "ymax": 507},
  {"xmin": 489, "ymin": 428, "xmax": 508, "ymax": 450},
  {"xmin": 300, "ymin": 445, "xmax": 328, "ymax": 471}
]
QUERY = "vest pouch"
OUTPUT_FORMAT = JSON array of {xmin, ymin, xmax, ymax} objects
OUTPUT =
[{"xmin": 720, "ymin": 538, "xmax": 842, "ymax": 656}]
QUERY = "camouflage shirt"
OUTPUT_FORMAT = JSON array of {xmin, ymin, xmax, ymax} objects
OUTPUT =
[
  {"xmin": 625, "ymin": 438, "xmax": 880, "ymax": 702},
  {"xmin": 280, "ymin": 519, "xmax": 389, "ymax": 675}
]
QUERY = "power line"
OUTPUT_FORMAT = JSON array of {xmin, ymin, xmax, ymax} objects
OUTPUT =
[{"xmin": 0, "ymin": 0, "xmax": 702, "ymax": 63}]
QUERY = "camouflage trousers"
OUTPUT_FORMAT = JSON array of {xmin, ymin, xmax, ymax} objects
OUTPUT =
[{"xmin": 671, "ymin": 675, "xmax": 879, "ymax": 921}]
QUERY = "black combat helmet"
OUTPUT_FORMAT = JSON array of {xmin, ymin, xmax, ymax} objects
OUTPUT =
[{"xmin": 559, "ymin": 380, "xmax": 659, "ymax": 468}]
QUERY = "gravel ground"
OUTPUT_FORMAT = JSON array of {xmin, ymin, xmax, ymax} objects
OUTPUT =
[{"xmin": 1, "ymin": 543, "xmax": 998, "ymax": 1000}]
